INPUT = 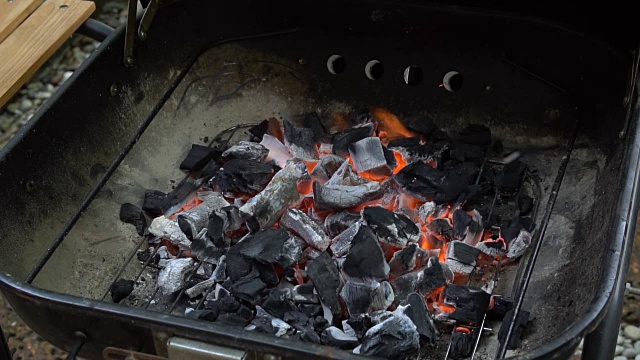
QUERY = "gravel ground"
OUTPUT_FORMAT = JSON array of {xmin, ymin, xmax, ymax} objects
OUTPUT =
[{"xmin": 0, "ymin": 2, "xmax": 640, "ymax": 358}]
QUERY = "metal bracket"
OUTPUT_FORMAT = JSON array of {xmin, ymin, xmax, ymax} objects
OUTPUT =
[
  {"xmin": 138, "ymin": 0, "xmax": 161, "ymax": 41},
  {"xmin": 166, "ymin": 337, "xmax": 248, "ymax": 360},
  {"xmin": 123, "ymin": 0, "xmax": 138, "ymax": 67}
]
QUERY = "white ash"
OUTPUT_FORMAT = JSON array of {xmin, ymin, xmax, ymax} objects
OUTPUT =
[
  {"xmin": 148, "ymin": 216, "xmax": 190, "ymax": 249},
  {"xmin": 260, "ymin": 134, "xmax": 292, "ymax": 168},
  {"xmin": 185, "ymin": 255, "xmax": 226, "ymax": 298},
  {"xmin": 462, "ymin": 209, "xmax": 484, "ymax": 246},
  {"xmin": 157, "ymin": 258, "xmax": 195, "ymax": 297},
  {"xmin": 280, "ymin": 208, "xmax": 331, "ymax": 251},
  {"xmin": 507, "ymin": 228, "xmax": 532, "ymax": 258},
  {"xmin": 419, "ymin": 201, "xmax": 436, "ymax": 223},
  {"xmin": 222, "ymin": 141, "xmax": 268, "ymax": 161}
]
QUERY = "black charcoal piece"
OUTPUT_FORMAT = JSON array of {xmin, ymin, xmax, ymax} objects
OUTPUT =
[
  {"xmin": 314, "ymin": 316, "xmax": 330, "ymax": 333},
  {"xmin": 340, "ymin": 280, "xmax": 375, "ymax": 316},
  {"xmin": 449, "ymin": 329, "xmax": 476, "ymax": 359},
  {"xmin": 444, "ymin": 285, "xmax": 491, "ymax": 324},
  {"xmin": 447, "ymin": 241, "xmax": 481, "ymax": 274},
  {"xmin": 476, "ymin": 240, "xmax": 506, "ymax": 257},
  {"xmin": 348, "ymin": 137, "xmax": 390, "ymax": 176},
  {"xmin": 189, "ymin": 229, "xmax": 226, "ymax": 264},
  {"xmin": 221, "ymin": 141, "xmax": 268, "ymax": 162},
  {"xmin": 239, "ymin": 161, "xmax": 306, "ymax": 230},
  {"xmin": 249, "ymin": 120, "xmax": 269, "ymax": 141},
  {"xmin": 283, "ymin": 120, "xmax": 319, "ymax": 159},
  {"xmin": 359, "ymin": 306, "xmax": 420, "ymax": 358},
  {"xmin": 404, "ymin": 293, "xmax": 437, "ymax": 344},
  {"xmin": 119, "ymin": 203, "xmax": 147, "ymax": 236},
  {"xmin": 230, "ymin": 228, "xmax": 301, "ymax": 268},
  {"xmin": 498, "ymin": 309, "xmax": 530, "ymax": 350},
  {"xmin": 284, "ymin": 309, "xmax": 313, "ymax": 331},
  {"xmin": 452, "ymin": 209, "xmax": 472, "ymax": 240},
  {"xmin": 346, "ymin": 315, "xmax": 373, "ymax": 339},
  {"xmin": 206, "ymin": 213, "xmax": 226, "ymax": 248},
  {"xmin": 110, "ymin": 279, "xmax": 134, "ymax": 303},
  {"xmin": 436, "ymin": 162, "xmax": 479, "ymax": 204},
  {"xmin": 418, "ymin": 257, "xmax": 448, "ymax": 296},
  {"xmin": 322, "ymin": 327, "xmax": 360, "ymax": 350},
  {"xmin": 489, "ymin": 296, "xmax": 514, "ymax": 319},
  {"xmin": 236, "ymin": 305, "xmax": 254, "ymax": 322},
  {"xmin": 370, "ymin": 281, "xmax": 394, "ymax": 311},
  {"xmin": 326, "ymin": 161, "xmax": 367, "ymax": 186},
  {"xmin": 217, "ymin": 205, "xmax": 243, "ymax": 232},
  {"xmin": 405, "ymin": 114, "xmax": 436, "ymax": 137},
  {"xmin": 255, "ymin": 261, "xmax": 279, "ymax": 286},
  {"xmin": 394, "ymin": 161, "xmax": 443, "ymax": 200},
  {"xmin": 300, "ymin": 329, "xmax": 322, "ymax": 344},
  {"xmin": 495, "ymin": 161, "xmax": 526, "ymax": 193},
  {"xmin": 362, "ymin": 206, "xmax": 420, "ymax": 247},
  {"xmin": 217, "ymin": 293, "xmax": 241, "ymax": 313},
  {"xmin": 180, "ymin": 144, "xmax": 219, "ymax": 171},
  {"xmin": 157, "ymin": 258, "xmax": 195, "ymax": 298},
  {"xmin": 330, "ymin": 221, "xmax": 360, "ymax": 257},
  {"xmin": 427, "ymin": 219, "xmax": 454, "ymax": 240},
  {"xmin": 215, "ymin": 314, "xmax": 248, "ymax": 327},
  {"xmin": 245, "ymin": 306, "xmax": 292, "ymax": 337},
  {"xmin": 217, "ymin": 159, "xmax": 278, "ymax": 195},
  {"xmin": 518, "ymin": 194, "xmax": 534, "ymax": 215},
  {"xmin": 262, "ymin": 289, "xmax": 297, "ymax": 319},
  {"xmin": 325, "ymin": 211, "xmax": 360, "ymax": 238},
  {"xmin": 343, "ymin": 226, "xmax": 389, "ymax": 281},
  {"xmin": 313, "ymin": 181, "xmax": 383, "ymax": 211},
  {"xmin": 507, "ymin": 229, "xmax": 532, "ymax": 259},
  {"xmin": 229, "ymin": 271, "xmax": 266, "ymax": 304},
  {"xmin": 449, "ymin": 143, "xmax": 486, "ymax": 165},
  {"xmin": 137, "ymin": 248, "xmax": 152, "ymax": 263},
  {"xmin": 295, "ymin": 112, "xmax": 327, "ymax": 142},
  {"xmin": 453, "ymin": 124, "xmax": 491, "ymax": 146},
  {"xmin": 389, "ymin": 244, "xmax": 419, "ymax": 277},
  {"xmin": 303, "ymin": 247, "xmax": 321, "ymax": 261},
  {"xmin": 293, "ymin": 283, "xmax": 319, "ymax": 304},
  {"xmin": 300, "ymin": 304, "xmax": 323, "ymax": 317},
  {"xmin": 311, "ymin": 155, "xmax": 346, "ymax": 183},
  {"xmin": 281, "ymin": 209, "xmax": 330, "ymax": 251},
  {"xmin": 501, "ymin": 216, "xmax": 524, "ymax": 243},
  {"xmin": 185, "ymin": 309, "xmax": 219, "ymax": 322},
  {"xmin": 388, "ymin": 137, "xmax": 421, "ymax": 148},
  {"xmin": 332, "ymin": 123, "xmax": 375, "ymax": 156},
  {"xmin": 225, "ymin": 252, "xmax": 254, "ymax": 282},
  {"xmin": 160, "ymin": 179, "xmax": 203, "ymax": 213},
  {"xmin": 142, "ymin": 190, "xmax": 167, "ymax": 215},
  {"xmin": 306, "ymin": 252, "xmax": 344, "ymax": 318}
]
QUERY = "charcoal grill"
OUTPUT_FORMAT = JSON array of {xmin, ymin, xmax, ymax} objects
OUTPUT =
[{"xmin": 1, "ymin": 0, "xmax": 639, "ymax": 359}]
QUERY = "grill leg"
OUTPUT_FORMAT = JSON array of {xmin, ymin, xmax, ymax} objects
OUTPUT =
[{"xmin": 0, "ymin": 325, "xmax": 11, "ymax": 360}]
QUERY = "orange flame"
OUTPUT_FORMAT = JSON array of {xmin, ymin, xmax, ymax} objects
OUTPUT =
[
  {"xmin": 169, "ymin": 194, "xmax": 203, "ymax": 219},
  {"xmin": 392, "ymin": 150, "xmax": 408, "ymax": 174},
  {"xmin": 371, "ymin": 108, "xmax": 415, "ymax": 141}
]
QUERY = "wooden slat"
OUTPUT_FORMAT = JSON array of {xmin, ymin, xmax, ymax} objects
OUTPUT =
[
  {"xmin": 0, "ymin": 0, "xmax": 41, "ymax": 43},
  {"xmin": 0, "ymin": 0, "xmax": 95, "ymax": 108}
]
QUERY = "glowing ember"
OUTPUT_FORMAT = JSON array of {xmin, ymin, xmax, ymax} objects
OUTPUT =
[{"xmin": 372, "ymin": 108, "xmax": 416, "ymax": 141}]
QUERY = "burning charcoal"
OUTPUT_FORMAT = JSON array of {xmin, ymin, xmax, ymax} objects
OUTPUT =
[
  {"xmin": 300, "ymin": 304, "xmax": 322, "ymax": 317},
  {"xmin": 177, "ymin": 191, "xmax": 230, "ymax": 239},
  {"xmin": 322, "ymin": 327, "xmax": 360, "ymax": 350},
  {"xmin": 343, "ymin": 226, "xmax": 389, "ymax": 281},
  {"xmin": 341, "ymin": 280, "xmax": 375, "ymax": 316},
  {"xmin": 283, "ymin": 120, "xmax": 319, "ymax": 160},
  {"xmin": 226, "ymin": 252, "xmax": 254, "ymax": 282},
  {"xmin": 231, "ymin": 228, "xmax": 302, "ymax": 268},
  {"xmin": 362, "ymin": 206, "xmax": 419, "ymax": 247},
  {"xmin": 239, "ymin": 160, "xmax": 306, "ymax": 230},
  {"xmin": 463, "ymin": 210, "xmax": 484, "ymax": 246},
  {"xmin": 452, "ymin": 124, "xmax": 491, "ymax": 146},
  {"xmin": 205, "ymin": 213, "xmax": 226, "ymax": 248},
  {"xmin": 449, "ymin": 328, "xmax": 477, "ymax": 359},
  {"xmin": 230, "ymin": 270, "xmax": 267, "ymax": 304},
  {"xmin": 452, "ymin": 209, "xmax": 472, "ymax": 240},
  {"xmin": 281, "ymin": 209, "xmax": 330, "ymax": 251},
  {"xmin": 498, "ymin": 309, "xmax": 530, "ymax": 350},
  {"xmin": 255, "ymin": 261, "xmax": 279, "ymax": 286},
  {"xmin": 217, "ymin": 205, "xmax": 243, "ymax": 232},
  {"xmin": 370, "ymin": 281, "xmax": 394, "ymax": 311},
  {"xmin": 303, "ymin": 247, "xmax": 321, "ymax": 261},
  {"xmin": 180, "ymin": 144, "xmax": 220, "ymax": 171},
  {"xmin": 162, "ymin": 179, "xmax": 205, "ymax": 215},
  {"xmin": 444, "ymin": 285, "xmax": 491, "ymax": 324},
  {"xmin": 389, "ymin": 243, "xmax": 420, "ymax": 276},
  {"xmin": 330, "ymin": 221, "xmax": 360, "ymax": 257},
  {"xmin": 359, "ymin": 306, "xmax": 420, "ymax": 358},
  {"xmin": 332, "ymin": 123, "xmax": 375, "ymax": 156},
  {"xmin": 157, "ymin": 258, "xmax": 195, "ymax": 297},
  {"xmin": 245, "ymin": 306, "xmax": 292, "ymax": 337},
  {"xmin": 293, "ymin": 283, "xmax": 319, "ymax": 303},
  {"xmin": 142, "ymin": 190, "xmax": 167, "ymax": 216},
  {"xmin": 325, "ymin": 211, "xmax": 360, "ymax": 238},
  {"xmin": 447, "ymin": 241, "xmax": 481, "ymax": 275},
  {"xmin": 418, "ymin": 201, "xmax": 436, "ymax": 223},
  {"xmin": 346, "ymin": 315, "xmax": 373, "ymax": 339},
  {"xmin": 189, "ymin": 229, "xmax": 225, "ymax": 264},
  {"xmin": 313, "ymin": 181, "xmax": 383, "ymax": 211},
  {"xmin": 439, "ymin": 162, "xmax": 479, "ymax": 204},
  {"xmin": 419, "ymin": 257, "xmax": 448, "ymax": 295},
  {"xmin": 262, "ymin": 289, "xmax": 297, "ymax": 319},
  {"xmin": 295, "ymin": 112, "xmax": 326, "ymax": 142},
  {"xmin": 403, "ymin": 114, "xmax": 436, "ymax": 137},
  {"xmin": 394, "ymin": 161, "xmax": 442, "ymax": 200},
  {"xmin": 311, "ymin": 155, "xmax": 345, "ymax": 184},
  {"xmin": 326, "ymin": 161, "xmax": 366, "ymax": 186},
  {"xmin": 489, "ymin": 296, "xmax": 514, "ymax": 319},
  {"xmin": 426, "ymin": 219, "xmax": 453, "ymax": 240},
  {"xmin": 476, "ymin": 240, "xmax": 506, "ymax": 257},
  {"xmin": 260, "ymin": 134, "xmax": 292, "ymax": 168},
  {"xmin": 306, "ymin": 252, "xmax": 344, "ymax": 318},
  {"xmin": 507, "ymin": 228, "xmax": 532, "ymax": 259},
  {"xmin": 110, "ymin": 279, "xmax": 134, "ymax": 303},
  {"xmin": 348, "ymin": 137, "xmax": 390, "ymax": 177},
  {"xmin": 249, "ymin": 120, "xmax": 269, "ymax": 141},
  {"xmin": 404, "ymin": 293, "xmax": 437, "ymax": 344},
  {"xmin": 156, "ymin": 246, "xmax": 175, "ymax": 267},
  {"xmin": 221, "ymin": 141, "xmax": 268, "ymax": 162},
  {"xmin": 185, "ymin": 309, "xmax": 218, "ymax": 322},
  {"xmin": 518, "ymin": 194, "xmax": 534, "ymax": 215},
  {"xmin": 148, "ymin": 216, "xmax": 190, "ymax": 249},
  {"xmin": 119, "ymin": 203, "xmax": 147, "ymax": 236},
  {"xmin": 186, "ymin": 256, "xmax": 227, "ymax": 298},
  {"xmin": 217, "ymin": 159, "xmax": 278, "ymax": 195},
  {"xmin": 495, "ymin": 161, "xmax": 526, "ymax": 193}
]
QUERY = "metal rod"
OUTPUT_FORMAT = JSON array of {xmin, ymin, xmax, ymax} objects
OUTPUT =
[
  {"xmin": 168, "ymin": 261, "xmax": 204, "ymax": 313},
  {"xmin": 64, "ymin": 332, "xmax": 86, "ymax": 360},
  {"xmin": 495, "ymin": 119, "xmax": 580, "ymax": 359},
  {"xmin": 100, "ymin": 236, "xmax": 147, "ymax": 300}
]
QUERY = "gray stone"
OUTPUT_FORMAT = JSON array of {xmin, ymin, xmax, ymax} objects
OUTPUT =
[
  {"xmin": 619, "ymin": 336, "xmax": 625, "ymax": 345},
  {"xmin": 6, "ymin": 103, "xmax": 19, "ymax": 113},
  {"xmin": 635, "ymin": 355, "xmax": 640, "ymax": 360},
  {"xmin": 634, "ymin": 341, "xmax": 640, "ymax": 351},
  {"xmin": 625, "ymin": 325, "xmax": 640, "ymax": 340},
  {"xmin": 623, "ymin": 348, "xmax": 639, "ymax": 358},
  {"xmin": 616, "ymin": 345, "xmax": 624, "ymax": 355},
  {"xmin": 20, "ymin": 99, "xmax": 33, "ymax": 111},
  {"xmin": 613, "ymin": 356, "xmax": 627, "ymax": 360}
]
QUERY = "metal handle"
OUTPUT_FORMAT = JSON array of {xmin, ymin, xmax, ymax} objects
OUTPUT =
[
  {"xmin": 167, "ymin": 337, "xmax": 247, "ymax": 360},
  {"xmin": 0, "ymin": 324, "xmax": 11, "ymax": 360}
]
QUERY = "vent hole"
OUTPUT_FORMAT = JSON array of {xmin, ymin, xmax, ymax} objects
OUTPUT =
[
  {"xmin": 443, "ymin": 71, "xmax": 463, "ymax": 92},
  {"xmin": 403, "ymin": 66, "xmax": 423, "ymax": 86},
  {"xmin": 59, "ymin": 4, "xmax": 69, "ymax": 10},
  {"xmin": 365, "ymin": 60, "xmax": 384, "ymax": 80},
  {"xmin": 327, "ymin": 55, "xmax": 346, "ymax": 75}
]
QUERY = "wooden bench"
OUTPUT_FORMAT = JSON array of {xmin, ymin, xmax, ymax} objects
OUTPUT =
[{"xmin": 0, "ymin": 0, "xmax": 95, "ymax": 108}]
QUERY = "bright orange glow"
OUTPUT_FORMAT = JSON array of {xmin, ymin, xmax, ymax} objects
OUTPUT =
[
  {"xmin": 268, "ymin": 117, "xmax": 284, "ymax": 142},
  {"xmin": 456, "ymin": 327, "xmax": 471, "ymax": 334},
  {"xmin": 371, "ymin": 108, "xmax": 415, "ymax": 141},
  {"xmin": 398, "ymin": 192, "xmax": 422, "ymax": 210},
  {"xmin": 169, "ymin": 194, "xmax": 203, "ymax": 219},
  {"xmin": 297, "ymin": 179, "xmax": 313, "ymax": 195},
  {"xmin": 304, "ymin": 160, "xmax": 319, "ymax": 173},
  {"xmin": 437, "ymin": 302, "xmax": 456, "ymax": 313},
  {"xmin": 439, "ymin": 242, "xmax": 449, "ymax": 263},
  {"xmin": 334, "ymin": 113, "xmax": 350, "ymax": 132},
  {"xmin": 392, "ymin": 150, "xmax": 408, "ymax": 174}
]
